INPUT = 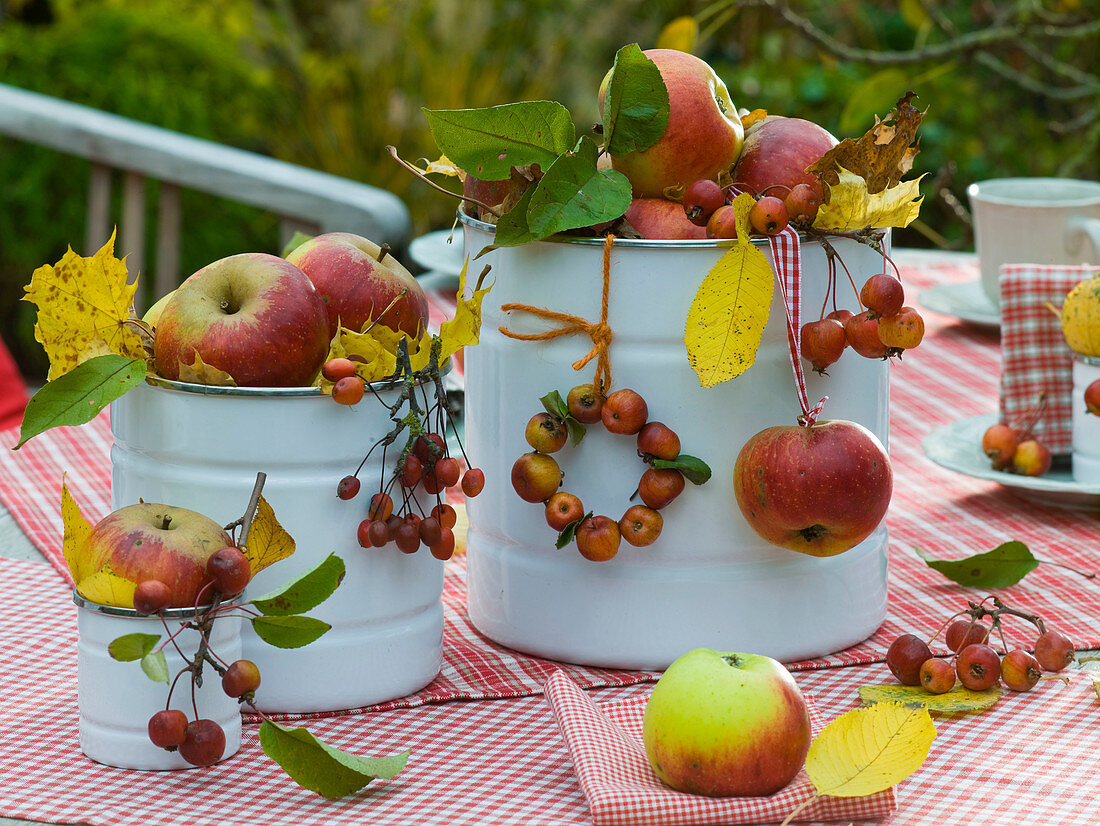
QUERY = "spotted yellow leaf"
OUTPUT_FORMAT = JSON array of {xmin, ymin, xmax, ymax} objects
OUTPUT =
[
  {"xmin": 177, "ymin": 352, "xmax": 237, "ymax": 387},
  {"xmin": 814, "ymin": 166, "xmax": 924, "ymax": 231},
  {"xmin": 243, "ymin": 494, "xmax": 296, "ymax": 576},
  {"xmin": 22, "ymin": 231, "xmax": 145, "ymax": 381},
  {"xmin": 320, "ymin": 325, "xmax": 403, "ymax": 388},
  {"xmin": 424, "ymin": 154, "xmax": 463, "ymax": 178},
  {"xmin": 805, "ymin": 701, "xmax": 935, "ymax": 798},
  {"xmin": 76, "ymin": 570, "xmax": 138, "ymax": 608},
  {"xmin": 684, "ymin": 193, "xmax": 774, "ymax": 388},
  {"xmin": 60, "ymin": 476, "xmax": 95, "ymax": 584},
  {"xmin": 858, "ymin": 681, "xmax": 1002, "ymax": 713},
  {"xmin": 412, "ymin": 259, "xmax": 491, "ymax": 372},
  {"xmin": 655, "ymin": 16, "xmax": 698, "ymax": 53}
]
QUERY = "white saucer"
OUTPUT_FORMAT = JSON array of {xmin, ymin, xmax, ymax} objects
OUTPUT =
[
  {"xmin": 922, "ymin": 413, "xmax": 1100, "ymax": 506},
  {"xmin": 918, "ymin": 279, "xmax": 1000, "ymax": 328},
  {"xmin": 409, "ymin": 229, "xmax": 465, "ymax": 276}
]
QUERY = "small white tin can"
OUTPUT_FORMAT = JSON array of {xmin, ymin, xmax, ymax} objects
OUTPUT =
[
  {"xmin": 75, "ymin": 595, "xmax": 242, "ymax": 770},
  {"xmin": 1071, "ymin": 355, "xmax": 1100, "ymax": 483}
]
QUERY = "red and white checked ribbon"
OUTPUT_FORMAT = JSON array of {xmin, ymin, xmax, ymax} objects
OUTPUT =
[{"xmin": 769, "ymin": 226, "xmax": 827, "ymax": 425}]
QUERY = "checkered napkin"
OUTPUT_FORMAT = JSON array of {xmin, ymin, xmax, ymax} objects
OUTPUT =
[
  {"xmin": 544, "ymin": 671, "xmax": 896, "ymax": 826},
  {"xmin": 999, "ymin": 263, "xmax": 1100, "ymax": 454}
]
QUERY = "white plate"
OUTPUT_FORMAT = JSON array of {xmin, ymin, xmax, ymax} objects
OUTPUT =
[
  {"xmin": 918, "ymin": 279, "xmax": 1000, "ymax": 328},
  {"xmin": 409, "ymin": 229, "xmax": 465, "ymax": 276},
  {"xmin": 922, "ymin": 413, "xmax": 1100, "ymax": 505}
]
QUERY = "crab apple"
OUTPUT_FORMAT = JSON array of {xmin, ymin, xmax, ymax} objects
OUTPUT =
[
  {"xmin": 399, "ymin": 454, "xmax": 424, "ymax": 488},
  {"xmin": 461, "ymin": 468, "xmax": 485, "ymax": 498},
  {"xmin": 525, "ymin": 412, "xmax": 568, "ymax": 453},
  {"xmin": 545, "ymin": 492, "xmax": 585, "ymax": 532},
  {"xmin": 321, "ymin": 357, "xmax": 358, "ymax": 382},
  {"xmin": 394, "ymin": 521, "xmax": 421, "ymax": 554},
  {"xmin": 785, "ymin": 183, "xmax": 823, "ymax": 226},
  {"xmin": 429, "ymin": 527, "xmax": 456, "ymax": 561},
  {"xmin": 133, "ymin": 580, "xmax": 172, "ymax": 614},
  {"xmin": 706, "ymin": 204, "xmax": 739, "ymax": 240},
  {"xmin": 602, "ymin": 388, "xmax": 648, "ymax": 435},
  {"xmin": 178, "ymin": 719, "xmax": 226, "ymax": 767},
  {"xmin": 575, "ymin": 514, "xmax": 622, "ymax": 562},
  {"xmin": 683, "ymin": 179, "xmax": 727, "ymax": 226},
  {"xmin": 385, "ymin": 514, "xmax": 404, "ymax": 535},
  {"xmin": 624, "ymin": 198, "xmax": 709, "ymax": 240},
  {"xmin": 1086, "ymin": 379, "xmax": 1100, "ymax": 415},
  {"xmin": 860, "ymin": 274, "xmax": 905, "ymax": 319},
  {"xmin": 600, "ymin": 49, "xmax": 745, "ymax": 198},
  {"xmin": 1012, "ymin": 439, "xmax": 1052, "ymax": 477},
  {"xmin": 511, "ymin": 452, "xmax": 562, "ymax": 503},
  {"xmin": 421, "ymin": 469, "xmax": 443, "ymax": 495},
  {"xmin": 367, "ymin": 519, "xmax": 390, "ymax": 548},
  {"xmin": 331, "ymin": 376, "xmax": 365, "ymax": 406},
  {"xmin": 748, "ymin": 195, "xmax": 789, "ymax": 235},
  {"xmin": 434, "ymin": 457, "xmax": 462, "ymax": 488},
  {"xmin": 148, "ymin": 709, "xmax": 190, "ymax": 749},
  {"xmin": 413, "ymin": 433, "xmax": 446, "ymax": 464},
  {"xmin": 637, "ymin": 421, "xmax": 681, "ymax": 461},
  {"xmin": 206, "ymin": 546, "xmax": 251, "ymax": 596},
  {"xmin": 432, "ymin": 503, "xmax": 458, "ymax": 530},
  {"xmin": 418, "ymin": 516, "xmax": 443, "ymax": 548},
  {"xmin": 619, "ymin": 505, "xmax": 663, "ymax": 547},
  {"xmin": 800, "ymin": 318, "xmax": 846, "ymax": 374},
  {"xmin": 1001, "ymin": 649, "xmax": 1042, "ymax": 692},
  {"xmin": 981, "ymin": 424, "xmax": 1019, "ymax": 471},
  {"xmin": 357, "ymin": 519, "xmax": 373, "ymax": 548},
  {"xmin": 956, "ymin": 643, "xmax": 1001, "ymax": 690},
  {"xmin": 844, "ymin": 311, "xmax": 889, "ymax": 359},
  {"xmin": 886, "ymin": 633, "xmax": 933, "ymax": 686},
  {"xmin": 336, "ymin": 474, "xmax": 361, "ymax": 500},
  {"xmin": 919, "ymin": 657, "xmax": 957, "ymax": 694},
  {"xmin": 368, "ymin": 492, "xmax": 394, "ymax": 522},
  {"xmin": 221, "ymin": 659, "xmax": 261, "ymax": 699},
  {"xmin": 732, "ymin": 419, "xmax": 892, "ymax": 557},
  {"xmin": 878, "ymin": 306, "xmax": 925, "ymax": 352},
  {"xmin": 945, "ymin": 618, "xmax": 990, "ymax": 653},
  {"xmin": 826, "ymin": 308, "xmax": 854, "ymax": 326},
  {"xmin": 1033, "ymin": 629, "xmax": 1074, "ymax": 672},
  {"xmin": 638, "ymin": 467, "xmax": 686, "ymax": 509},
  {"xmin": 567, "ymin": 383, "xmax": 605, "ymax": 424},
  {"xmin": 732, "ymin": 116, "xmax": 838, "ymax": 202}
]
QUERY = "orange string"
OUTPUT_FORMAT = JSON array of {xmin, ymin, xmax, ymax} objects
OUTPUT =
[{"xmin": 498, "ymin": 234, "xmax": 616, "ymax": 393}]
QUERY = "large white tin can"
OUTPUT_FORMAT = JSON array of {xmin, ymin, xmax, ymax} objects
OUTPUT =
[
  {"xmin": 462, "ymin": 213, "xmax": 891, "ymax": 669},
  {"xmin": 75, "ymin": 595, "xmax": 242, "ymax": 770},
  {"xmin": 111, "ymin": 379, "xmax": 443, "ymax": 712},
  {"xmin": 1071, "ymin": 355, "xmax": 1100, "ymax": 483}
]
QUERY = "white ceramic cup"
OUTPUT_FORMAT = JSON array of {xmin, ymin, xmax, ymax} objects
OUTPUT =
[{"xmin": 968, "ymin": 177, "xmax": 1100, "ymax": 308}]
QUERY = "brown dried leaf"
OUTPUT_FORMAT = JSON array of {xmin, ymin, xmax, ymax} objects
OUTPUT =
[{"xmin": 807, "ymin": 92, "xmax": 925, "ymax": 195}]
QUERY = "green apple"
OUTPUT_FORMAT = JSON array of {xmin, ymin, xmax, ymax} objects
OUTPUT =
[
  {"xmin": 642, "ymin": 648, "xmax": 811, "ymax": 797},
  {"xmin": 142, "ymin": 289, "xmax": 176, "ymax": 328}
]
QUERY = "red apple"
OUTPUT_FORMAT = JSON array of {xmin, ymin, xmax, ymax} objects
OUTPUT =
[
  {"xmin": 76, "ymin": 502, "xmax": 235, "ymax": 608},
  {"xmin": 624, "ymin": 198, "xmax": 709, "ymax": 240},
  {"xmin": 600, "ymin": 49, "xmax": 745, "ymax": 198},
  {"xmin": 154, "ymin": 253, "xmax": 329, "ymax": 387},
  {"xmin": 286, "ymin": 231, "xmax": 429, "ymax": 340},
  {"xmin": 1086, "ymin": 379, "xmax": 1100, "ymax": 416},
  {"xmin": 732, "ymin": 116, "xmax": 838, "ymax": 201},
  {"xmin": 643, "ymin": 648, "xmax": 811, "ymax": 797},
  {"xmin": 574, "ymin": 514, "xmax": 621, "ymax": 562},
  {"xmin": 732, "ymin": 419, "xmax": 892, "ymax": 556}
]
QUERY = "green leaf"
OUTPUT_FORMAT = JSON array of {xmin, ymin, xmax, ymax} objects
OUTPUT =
[
  {"xmin": 108, "ymin": 633, "xmax": 160, "ymax": 662},
  {"xmin": 492, "ymin": 185, "xmax": 537, "ymax": 247},
  {"xmin": 16, "ymin": 355, "xmax": 146, "ymax": 448},
  {"xmin": 602, "ymin": 43, "xmax": 670, "ymax": 157},
  {"xmin": 251, "ymin": 553, "xmax": 346, "ymax": 617},
  {"xmin": 250, "ymin": 615, "xmax": 332, "ymax": 649},
  {"xmin": 839, "ymin": 69, "xmax": 909, "ymax": 135},
  {"xmin": 555, "ymin": 515, "xmax": 586, "ymax": 550},
  {"xmin": 915, "ymin": 541, "xmax": 1040, "ymax": 589},
  {"xmin": 425, "ymin": 101, "xmax": 574, "ymax": 181},
  {"xmin": 141, "ymin": 650, "xmax": 170, "ymax": 683},
  {"xmin": 259, "ymin": 720, "xmax": 409, "ymax": 799},
  {"xmin": 281, "ymin": 230, "xmax": 314, "ymax": 259},
  {"xmin": 652, "ymin": 454, "xmax": 712, "ymax": 485},
  {"xmin": 526, "ymin": 137, "xmax": 633, "ymax": 239},
  {"xmin": 541, "ymin": 390, "xmax": 586, "ymax": 446},
  {"xmin": 859, "ymin": 682, "xmax": 1003, "ymax": 714},
  {"xmin": 563, "ymin": 417, "xmax": 586, "ymax": 447}
]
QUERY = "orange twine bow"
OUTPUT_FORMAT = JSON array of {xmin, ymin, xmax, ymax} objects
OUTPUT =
[{"xmin": 498, "ymin": 233, "xmax": 616, "ymax": 393}]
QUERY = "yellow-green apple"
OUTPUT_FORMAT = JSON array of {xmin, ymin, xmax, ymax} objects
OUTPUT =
[
  {"xmin": 285, "ymin": 231, "xmax": 429, "ymax": 340},
  {"xmin": 643, "ymin": 648, "xmax": 811, "ymax": 797},
  {"xmin": 732, "ymin": 419, "xmax": 892, "ymax": 556},
  {"xmin": 732, "ymin": 116, "xmax": 838, "ymax": 200},
  {"xmin": 624, "ymin": 198, "xmax": 708, "ymax": 240},
  {"xmin": 142, "ymin": 289, "xmax": 176, "ymax": 328},
  {"xmin": 75, "ymin": 502, "xmax": 235, "ymax": 609},
  {"xmin": 154, "ymin": 253, "xmax": 329, "ymax": 387},
  {"xmin": 600, "ymin": 49, "xmax": 744, "ymax": 198}
]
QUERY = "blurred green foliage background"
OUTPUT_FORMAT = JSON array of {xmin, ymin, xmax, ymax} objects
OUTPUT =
[{"xmin": 1, "ymin": 0, "xmax": 1097, "ymax": 379}]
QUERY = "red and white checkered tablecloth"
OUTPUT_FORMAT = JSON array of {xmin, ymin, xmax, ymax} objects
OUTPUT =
[{"xmin": 3, "ymin": 261, "xmax": 1100, "ymax": 825}]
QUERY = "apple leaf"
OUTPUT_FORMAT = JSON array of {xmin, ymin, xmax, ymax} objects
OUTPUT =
[
  {"xmin": 141, "ymin": 650, "xmax": 170, "ymax": 683},
  {"xmin": 259, "ymin": 720, "xmax": 409, "ymax": 799},
  {"xmin": 60, "ymin": 477, "xmax": 94, "ymax": 584},
  {"xmin": 601, "ymin": 44, "xmax": 669, "ymax": 158},
  {"xmin": 243, "ymin": 494, "xmax": 296, "ymax": 577},
  {"xmin": 250, "ymin": 614, "xmax": 332, "ymax": 649},
  {"xmin": 652, "ymin": 454, "xmax": 711, "ymax": 485},
  {"xmin": 914, "ymin": 541, "xmax": 1040, "ymax": 589},
  {"xmin": 805, "ymin": 701, "xmax": 935, "ymax": 798},
  {"xmin": 525, "ymin": 136, "xmax": 633, "ymax": 240},
  {"xmin": 75, "ymin": 570, "xmax": 137, "ymax": 608},
  {"xmin": 16, "ymin": 354, "xmax": 146, "ymax": 449},
  {"xmin": 684, "ymin": 193, "xmax": 775, "ymax": 388},
  {"xmin": 177, "ymin": 352, "xmax": 237, "ymax": 387},
  {"xmin": 556, "ymin": 513, "xmax": 590, "ymax": 550},
  {"xmin": 107, "ymin": 632, "xmax": 161, "ymax": 662},
  {"xmin": 858, "ymin": 682, "xmax": 1003, "ymax": 714},
  {"xmin": 21, "ymin": 230, "xmax": 145, "ymax": 382},
  {"xmin": 491, "ymin": 184, "xmax": 538, "ymax": 248},
  {"xmin": 250, "ymin": 553, "xmax": 346, "ymax": 617},
  {"xmin": 424, "ymin": 101, "xmax": 575, "ymax": 182},
  {"xmin": 411, "ymin": 259, "xmax": 492, "ymax": 373}
]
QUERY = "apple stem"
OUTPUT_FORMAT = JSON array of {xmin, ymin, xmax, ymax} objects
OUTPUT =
[
  {"xmin": 238, "ymin": 472, "xmax": 267, "ymax": 551},
  {"xmin": 385, "ymin": 144, "xmax": 502, "ymax": 218},
  {"xmin": 375, "ymin": 243, "xmax": 392, "ymax": 263},
  {"xmin": 159, "ymin": 514, "xmax": 173, "ymax": 530}
]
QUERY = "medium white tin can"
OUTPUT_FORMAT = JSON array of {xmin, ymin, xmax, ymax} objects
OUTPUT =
[
  {"xmin": 1071, "ymin": 355, "xmax": 1100, "ymax": 483},
  {"xmin": 461, "ymin": 213, "xmax": 891, "ymax": 669},
  {"xmin": 110, "ymin": 378, "xmax": 444, "ymax": 712},
  {"xmin": 75, "ymin": 595, "xmax": 242, "ymax": 770}
]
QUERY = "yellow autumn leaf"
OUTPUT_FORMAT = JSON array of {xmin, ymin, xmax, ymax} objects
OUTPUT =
[
  {"xmin": 320, "ymin": 325, "xmax": 403, "ymax": 387},
  {"xmin": 75, "ymin": 570, "xmax": 137, "ymax": 608},
  {"xmin": 60, "ymin": 476, "xmax": 95, "ymax": 584},
  {"xmin": 177, "ymin": 352, "xmax": 237, "ymax": 387},
  {"xmin": 684, "ymin": 193, "xmax": 774, "ymax": 389},
  {"xmin": 858, "ymin": 682, "xmax": 1003, "ymax": 714},
  {"xmin": 740, "ymin": 109, "xmax": 769, "ymax": 130},
  {"xmin": 22, "ymin": 230, "xmax": 145, "ymax": 381},
  {"xmin": 655, "ymin": 16, "xmax": 698, "ymax": 53},
  {"xmin": 805, "ymin": 701, "xmax": 936, "ymax": 798},
  {"xmin": 813, "ymin": 166, "xmax": 924, "ymax": 231},
  {"xmin": 243, "ymin": 494, "xmax": 295, "ymax": 576},
  {"xmin": 411, "ymin": 259, "xmax": 492, "ymax": 372},
  {"xmin": 424, "ymin": 154, "xmax": 463, "ymax": 179}
]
